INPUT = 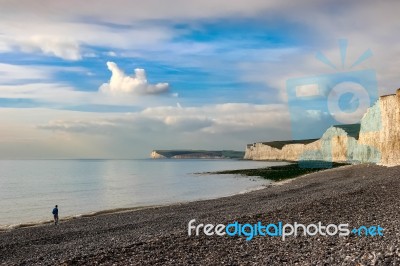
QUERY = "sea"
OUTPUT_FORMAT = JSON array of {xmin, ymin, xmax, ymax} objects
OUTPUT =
[{"xmin": 0, "ymin": 159, "xmax": 287, "ymax": 228}]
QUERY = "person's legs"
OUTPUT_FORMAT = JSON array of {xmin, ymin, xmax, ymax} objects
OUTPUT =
[{"xmin": 54, "ymin": 214, "xmax": 58, "ymax": 225}]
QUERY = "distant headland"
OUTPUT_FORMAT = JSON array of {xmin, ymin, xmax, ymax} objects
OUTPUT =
[{"xmin": 150, "ymin": 150, "xmax": 244, "ymax": 159}]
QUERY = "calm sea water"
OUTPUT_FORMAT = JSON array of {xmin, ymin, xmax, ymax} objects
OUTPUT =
[{"xmin": 0, "ymin": 159, "xmax": 287, "ymax": 227}]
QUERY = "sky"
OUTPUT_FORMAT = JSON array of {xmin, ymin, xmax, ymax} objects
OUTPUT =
[{"xmin": 0, "ymin": 0, "xmax": 399, "ymax": 159}]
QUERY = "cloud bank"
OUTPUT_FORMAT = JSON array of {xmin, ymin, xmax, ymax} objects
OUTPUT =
[
  {"xmin": 36, "ymin": 103, "xmax": 292, "ymax": 157},
  {"xmin": 100, "ymin": 62, "xmax": 170, "ymax": 95},
  {"xmin": 19, "ymin": 35, "xmax": 81, "ymax": 61},
  {"xmin": 2, "ymin": 0, "xmax": 400, "ymax": 159}
]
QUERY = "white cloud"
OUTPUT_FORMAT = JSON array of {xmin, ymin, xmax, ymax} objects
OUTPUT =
[
  {"xmin": 0, "ymin": 82, "xmax": 175, "ymax": 107},
  {"xmin": 0, "ymin": 62, "xmax": 176, "ymax": 107},
  {"xmin": 32, "ymin": 102, "xmax": 292, "ymax": 158},
  {"xmin": 0, "ymin": 63, "xmax": 49, "ymax": 83},
  {"xmin": 0, "ymin": 17, "xmax": 177, "ymax": 60},
  {"xmin": 0, "ymin": 83, "xmax": 90, "ymax": 103},
  {"xmin": 99, "ymin": 62, "xmax": 170, "ymax": 95},
  {"xmin": 19, "ymin": 35, "xmax": 81, "ymax": 60},
  {"xmin": 2, "ymin": 0, "xmax": 400, "ymax": 159},
  {"xmin": 0, "ymin": 108, "xmax": 113, "ymax": 159},
  {"xmin": 0, "ymin": 102, "xmax": 294, "ymax": 158},
  {"xmin": 0, "ymin": 1, "xmax": 294, "ymax": 23},
  {"xmin": 106, "ymin": 51, "xmax": 117, "ymax": 57},
  {"xmin": 40, "ymin": 103, "xmax": 290, "ymax": 135},
  {"xmin": 0, "ymin": 63, "xmax": 88, "ymax": 84}
]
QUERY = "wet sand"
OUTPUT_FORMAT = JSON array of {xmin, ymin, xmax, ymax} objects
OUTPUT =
[{"xmin": 0, "ymin": 164, "xmax": 399, "ymax": 265}]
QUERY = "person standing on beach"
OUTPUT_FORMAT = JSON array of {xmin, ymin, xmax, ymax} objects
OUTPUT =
[{"xmin": 52, "ymin": 205, "xmax": 59, "ymax": 225}]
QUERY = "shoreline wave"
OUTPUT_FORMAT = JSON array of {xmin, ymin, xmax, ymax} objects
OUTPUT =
[{"xmin": 0, "ymin": 205, "xmax": 160, "ymax": 232}]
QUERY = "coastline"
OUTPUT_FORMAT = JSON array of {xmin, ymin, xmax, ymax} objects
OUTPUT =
[
  {"xmin": 0, "ymin": 183, "xmax": 270, "ymax": 233},
  {"xmin": 0, "ymin": 205, "xmax": 161, "ymax": 232},
  {"xmin": 0, "ymin": 184, "xmax": 269, "ymax": 233},
  {"xmin": 0, "ymin": 162, "xmax": 322, "ymax": 232},
  {"xmin": 0, "ymin": 158, "xmax": 277, "ymax": 230},
  {"xmin": 1, "ymin": 164, "xmax": 399, "ymax": 265},
  {"xmin": 0, "ymin": 161, "xmax": 301, "ymax": 231}
]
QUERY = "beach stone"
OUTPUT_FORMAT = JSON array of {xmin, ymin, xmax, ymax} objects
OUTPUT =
[{"xmin": 0, "ymin": 164, "xmax": 399, "ymax": 265}]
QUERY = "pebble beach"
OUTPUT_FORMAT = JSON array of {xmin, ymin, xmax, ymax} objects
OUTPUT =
[{"xmin": 0, "ymin": 164, "xmax": 399, "ymax": 265}]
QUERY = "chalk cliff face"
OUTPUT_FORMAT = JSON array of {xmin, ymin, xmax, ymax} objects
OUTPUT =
[
  {"xmin": 244, "ymin": 141, "xmax": 321, "ymax": 161},
  {"xmin": 245, "ymin": 89, "xmax": 400, "ymax": 166},
  {"xmin": 359, "ymin": 90, "xmax": 400, "ymax": 166},
  {"xmin": 150, "ymin": 151, "xmax": 167, "ymax": 159}
]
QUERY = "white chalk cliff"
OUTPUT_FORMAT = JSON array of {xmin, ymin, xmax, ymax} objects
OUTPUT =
[
  {"xmin": 150, "ymin": 151, "xmax": 167, "ymax": 159},
  {"xmin": 245, "ymin": 89, "xmax": 400, "ymax": 166}
]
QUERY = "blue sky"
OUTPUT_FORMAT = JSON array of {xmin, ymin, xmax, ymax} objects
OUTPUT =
[
  {"xmin": 0, "ymin": 0, "xmax": 399, "ymax": 158},
  {"xmin": 0, "ymin": 19, "xmax": 304, "ymax": 107}
]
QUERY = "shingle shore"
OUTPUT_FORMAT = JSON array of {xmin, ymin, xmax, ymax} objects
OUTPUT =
[{"xmin": 0, "ymin": 164, "xmax": 399, "ymax": 265}]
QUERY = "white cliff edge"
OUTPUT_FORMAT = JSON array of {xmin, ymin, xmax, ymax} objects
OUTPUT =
[{"xmin": 245, "ymin": 89, "xmax": 400, "ymax": 166}]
